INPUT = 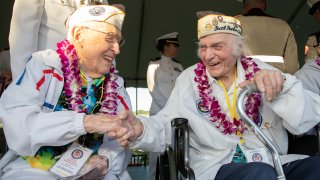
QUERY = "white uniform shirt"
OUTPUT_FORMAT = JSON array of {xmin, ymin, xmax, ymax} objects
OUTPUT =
[
  {"xmin": 9, "ymin": 0, "xmax": 108, "ymax": 79},
  {"xmin": 133, "ymin": 58, "xmax": 320, "ymax": 179},
  {"xmin": 295, "ymin": 59, "xmax": 320, "ymax": 95},
  {"xmin": 147, "ymin": 55, "xmax": 183, "ymax": 115}
]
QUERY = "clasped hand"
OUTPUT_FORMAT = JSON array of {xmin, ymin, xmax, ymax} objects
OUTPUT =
[
  {"xmin": 239, "ymin": 69, "xmax": 285, "ymax": 101},
  {"xmin": 83, "ymin": 110, "xmax": 143, "ymax": 148}
]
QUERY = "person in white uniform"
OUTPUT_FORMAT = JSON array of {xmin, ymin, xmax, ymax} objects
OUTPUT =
[
  {"xmin": 0, "ymin": 5, "xmax": 132, "ymax": 180},
  {"xmin": 146, "ymin": 32, "xmax": 183, "ymax": 180},
  {"xmin": 111, "ymin": 11, "xmax": 320, "ymax": 179},
  {"xmin": 9, "ymin": 0, "xmax": 109, "ymax": 79}
]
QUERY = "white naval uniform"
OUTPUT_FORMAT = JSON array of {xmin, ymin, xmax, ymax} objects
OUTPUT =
[
  {"xmin": 147, "ymin": 55, "xmax": 184, "ymax": 116},
  {"xmin": 0, "ymin": 49, "xmax": 131, "ymax": 180},
  {"xmin": 133, "ymin": 58, "xmax": 320, "ymax": 179},
  {"xmin": 9, "ymin": 0, "xmax": 108, "ymax": 79}
]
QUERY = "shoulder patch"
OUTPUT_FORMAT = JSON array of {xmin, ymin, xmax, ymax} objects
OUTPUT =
[{"xmin": 150, "ymin": 57, "xmax": 161, "ymax": 61}]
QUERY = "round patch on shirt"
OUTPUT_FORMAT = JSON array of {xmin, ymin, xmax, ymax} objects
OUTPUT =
[
  {"xmin": 71, "ymin": 149, "xmax": 84, "ymax": 159},
  {"xmin": 89, "ymin": 6, "xmax": 105, "ymax": 16},
  {"xmin": 251, "ymin": 152, "xmax": 263, "ymax": 162},
  {"xmin": 196, "ymin": 99, "xmax": 210, "ymax": 115}
]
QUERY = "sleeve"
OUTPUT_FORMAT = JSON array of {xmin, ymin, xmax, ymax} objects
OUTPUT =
[
  {"xmin": 147, "ymin": 61, "xmax": 171, "ymax": 109},
  {"xmin": 131, "ymin": 73, "xmax": 185, "ymax": 152},
  {"xmin": 0, "ymin": 57, "xmax": 86, "ymax": 156},
  {"xmin": 264, "ymin": 74, "xmax": 320, "ymax": 135},
  {"xmin": 283, "ymin": 29, "xmax": 299, "ymax": 75},
  {"xmin": 9, "ymin": 0, "xmax": 45, "ymax": 79}
]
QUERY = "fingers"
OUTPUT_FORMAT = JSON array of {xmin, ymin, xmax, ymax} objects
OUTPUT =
[{"xmin": 241, "ymin": 69, "xmax": 284, "ymax": 102}]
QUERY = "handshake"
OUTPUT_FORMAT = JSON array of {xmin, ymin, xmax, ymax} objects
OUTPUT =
[{"xmin": 83, "ymin": 110, "xmax": 144, "ymax": 148}]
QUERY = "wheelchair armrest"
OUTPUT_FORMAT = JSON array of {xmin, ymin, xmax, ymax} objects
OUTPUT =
[{"xmin": 171, "ymin": 118, "xmax": 195, "ymax": 180}]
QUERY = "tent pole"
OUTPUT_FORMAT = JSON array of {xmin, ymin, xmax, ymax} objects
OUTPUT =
[{"xmin": 135, "ymin": 0, "xmax": 146, "ymax": 114}]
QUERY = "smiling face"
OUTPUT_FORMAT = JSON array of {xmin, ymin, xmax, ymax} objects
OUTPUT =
[
  {"xmin": 197, "ymin": 33, "xmax": 242, "ymax": 82},
  {"xmin": 72, "ymin": 22, "xmax": 122, "ymax": 78}
]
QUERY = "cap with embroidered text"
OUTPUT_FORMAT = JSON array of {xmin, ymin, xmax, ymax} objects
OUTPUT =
[{"xmin": 197, "ymin": 11, "xmax": 242, "ymax": 39}]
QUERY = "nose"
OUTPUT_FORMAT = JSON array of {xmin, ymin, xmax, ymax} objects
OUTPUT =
[
  {"xmin": 112, "ymin": 42, "xmax": 120, "ymax": 55},
  {"xmin": 203, "ymin": 48, "xmax": 215, "ymax": 61}
]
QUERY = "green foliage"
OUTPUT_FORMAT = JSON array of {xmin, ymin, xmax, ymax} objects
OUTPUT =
[{"xmin": 136, "ymin": 110, "xmax": 149, "ymax": 116}]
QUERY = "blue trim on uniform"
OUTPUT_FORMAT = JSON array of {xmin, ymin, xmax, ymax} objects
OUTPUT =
[
  {"xmin": 16, "ymin": 55, "xmax": 32, "ymax": 86},
  {"xmin": 43, "ymin": 102, "xmax": 54, "ymax": 109},
  {"xmin": 16, "ymin": 69, "xmax": 26, "ymax": 85}
]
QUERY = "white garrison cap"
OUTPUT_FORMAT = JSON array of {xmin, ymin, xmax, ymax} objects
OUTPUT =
[
  {"xmin": 66, "ymin": 5, "xmax": 125, "ymax": 31},
  {"xmin": 197, "ymin": 12, "xmax": 242, "ymax": 39},
  {"xmin": 156, "ymin": 32, "xmax": 179, "ymax": 44}
]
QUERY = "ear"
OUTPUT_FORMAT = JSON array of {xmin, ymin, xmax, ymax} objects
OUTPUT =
[{"xmin": 71, "ymin": 26, "xmax": 84, "ymax": 44}]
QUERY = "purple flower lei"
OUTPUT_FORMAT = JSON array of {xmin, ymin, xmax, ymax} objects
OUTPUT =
[
  {"xmin": 194, "ymin": 56, "xmax": 261, "ymax": 135},
  {"xmin": 56, "ymin": 40, "xmax": 119, "ymax": 115},
  {"xmin": 315, "ymin": 56, "xmax": 320, "ymax": 66}
]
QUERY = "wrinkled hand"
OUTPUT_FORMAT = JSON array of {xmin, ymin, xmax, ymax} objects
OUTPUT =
[
  {"xmin": 78, "ymin": 155, "xmax": 108, "ymax": 180},
  {"xmin": 317, "ymin": 45, "xmax": 320, "ymax": 56},
  {"xmin": 108, "ymin": 110, "xmax": 144, "ymax": 148},
  {"xmin": 239, "ymin": 69, "xmax": 285, "ymax": 101},
  {"xmin": 83, "ymin": 114, "xmax": 128, "ymax": 134}
]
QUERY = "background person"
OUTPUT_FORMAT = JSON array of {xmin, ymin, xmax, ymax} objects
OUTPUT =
[
  {"xmin": 236, "ymin": 0, "xmax": 299, "ymax": 74},
  {"xmin": 146, "ymin": 32, "xmax": 183, "ymax": 180},
  {"xmin": 305, "ymin": 0, "xmax": 320, "ymax": 64}
]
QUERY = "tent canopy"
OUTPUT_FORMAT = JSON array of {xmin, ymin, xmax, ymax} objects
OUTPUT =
[{"xmin": 109, "ymin": 0, "xmax": 318, "ymax": 87}]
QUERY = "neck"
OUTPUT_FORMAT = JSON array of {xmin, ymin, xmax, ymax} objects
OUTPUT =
[
  {"xmin": 80, "ymin": 66, "xmax": 103, "ymax": 79},
  {"xmin": 217, "ymin": 76, "xmax": 234, "ymax": 90},
  {"xmin": 217, "ymin": 68, "xmax": 236, "ymax": 90}
]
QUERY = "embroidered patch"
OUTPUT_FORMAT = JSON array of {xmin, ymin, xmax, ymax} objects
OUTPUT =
[
  {"xmin": 89, "ymin": 6, "xmax": 105, "ymax": 16},
  {"xmin": 196, "ymin": 99, "xmax": 209, "ymax": 115}
]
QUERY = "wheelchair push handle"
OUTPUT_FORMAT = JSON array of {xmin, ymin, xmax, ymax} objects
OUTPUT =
[{"xmin": 237, "ymin": 84, "xmax": 286, "ymax": 180}]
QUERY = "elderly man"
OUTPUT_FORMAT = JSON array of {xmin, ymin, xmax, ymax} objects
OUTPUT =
[
  {"xmin": 0, "ymin": 5, "xmax": 132, "ymax": 179},
  {"xmin": 113, "ymin": 12, "xmax": 320, "ymax": 179}
]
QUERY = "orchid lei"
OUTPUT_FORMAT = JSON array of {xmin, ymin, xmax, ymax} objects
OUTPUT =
[
  {"xmin": 315, "ymin": 56, "xmax": 320, "ymax": 66},
  {"xmin": 56, "ymin": 40, "xmax": 119, "ymax": 115},
  {"xmin": 194, "ymin": 56, "xmax": 261, "ymax": 136}
]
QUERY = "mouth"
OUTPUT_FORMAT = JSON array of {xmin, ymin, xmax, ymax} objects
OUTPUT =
[
  {"xmin": 102, "ymin": 55, "xmax": 113, "ymax": 63},
  {"xmin": 208, "ymin": 61, "xmax": 221, "ymax": 67}
]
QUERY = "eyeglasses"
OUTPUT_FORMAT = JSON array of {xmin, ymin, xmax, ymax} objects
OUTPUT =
[{"xmin": 82, "ymin": 27, "xmax": 125, "ymax": 47}]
